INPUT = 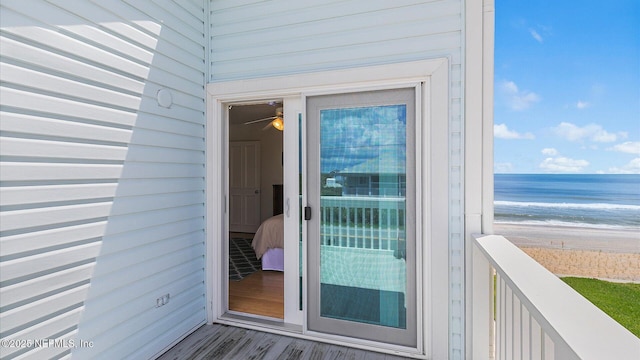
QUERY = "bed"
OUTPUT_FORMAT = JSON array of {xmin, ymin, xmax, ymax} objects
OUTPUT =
[{"xmin": 251, "ymin": 214, "xmax": 284, "ymax": 271}]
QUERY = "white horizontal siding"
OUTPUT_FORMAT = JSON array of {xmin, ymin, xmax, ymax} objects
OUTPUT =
[
  {"xmin": 210, "ymin": 0, "xmax": 462, "ymax": 81},
  {"xmin": 0, "ymin": 0, "xmax": 206, "ymax": 359},
  {"xmin": 209, "ymin": 0, "xmax": 465, "ymax": 357}
]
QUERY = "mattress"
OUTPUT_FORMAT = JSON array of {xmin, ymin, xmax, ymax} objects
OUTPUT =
[
  {"xmin": 251, "ymin": 214, "xmax": 285, "ymax": 271},
  {"xmin": 261, "ymin": 248, "xmax": 284, "ymax": 271}
]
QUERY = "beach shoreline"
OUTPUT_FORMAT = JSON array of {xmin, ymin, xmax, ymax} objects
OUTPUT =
[
  {"xmin": 493, "ymin": 223, "xmax": 640, "ymax": 282},
  {"xmin": 493, "ymin": 223, "xmax": 640, "ymax": 253}
]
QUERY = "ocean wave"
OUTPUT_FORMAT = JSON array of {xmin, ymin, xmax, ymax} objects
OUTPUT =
[{"xmin": 494, "ymin": 200, "xmax": 640, "ymax": 211}]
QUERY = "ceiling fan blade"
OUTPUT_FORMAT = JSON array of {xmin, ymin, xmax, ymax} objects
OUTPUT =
[{"xmin": 243, "ymin": 116, "xmax": 276, "ymax": 125}]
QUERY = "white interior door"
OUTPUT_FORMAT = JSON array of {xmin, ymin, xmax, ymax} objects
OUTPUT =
[{"xmin": 229, "ymin": 141, "xmax": 261, "ymax": 233}]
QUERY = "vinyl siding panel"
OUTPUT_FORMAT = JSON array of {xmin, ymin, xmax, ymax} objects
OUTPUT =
[
  {"xmin": 0, "ymin": 1, "xmax": 206, "ymax": 359},
  {"xmin": 210, "ymin": 1, "xmax": 465, "ymax": 357},
  {"xmin": 210, "ymin": 0, "xmax": 462, "ymax": 80}
]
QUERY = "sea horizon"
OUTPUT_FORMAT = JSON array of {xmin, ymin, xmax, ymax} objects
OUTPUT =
[{"xmin": 494, "ymin": 173, "xmax": 640, "ymax": 230}]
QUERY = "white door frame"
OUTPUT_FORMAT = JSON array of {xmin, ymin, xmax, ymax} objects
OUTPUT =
[{"xmin": 205, "ymin": 59, "xmax": 450, "ymax": 358}]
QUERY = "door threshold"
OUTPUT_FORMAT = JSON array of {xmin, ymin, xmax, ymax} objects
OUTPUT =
[
  {"xmin": 218, "ymin": 312, "xmax": 302, "ymax": 334},
  {"xmin": 216, "ymin": 314, "xmax": 425, "ymax": 359}
]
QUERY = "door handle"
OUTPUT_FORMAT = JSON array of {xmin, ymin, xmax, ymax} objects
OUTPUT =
[
  {"xmin": 304, "ymin": 206, "xmax": 312, "ymax": 220},
  {"xmin": 254, "ymin": 190, "xmax": 260, "ymax": 194},
  {"xmin": 285, "ymin": 198, "xmax": 290, "ymax": 217}
]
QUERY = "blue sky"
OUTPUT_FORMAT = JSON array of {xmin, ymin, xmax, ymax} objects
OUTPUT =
[{"xmin": 494, "ymin": 0, "xmax": 640, "ymax": 174}]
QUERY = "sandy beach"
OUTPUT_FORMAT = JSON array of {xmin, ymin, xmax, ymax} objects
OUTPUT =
[{"xmin": 494, "ymin": 223, "xmax": 640, "ymax": 282}]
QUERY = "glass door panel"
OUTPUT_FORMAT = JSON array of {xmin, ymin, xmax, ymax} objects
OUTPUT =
[{"xmin": 307, "ymin": 88, "xmax": 416, "ymax": 347}]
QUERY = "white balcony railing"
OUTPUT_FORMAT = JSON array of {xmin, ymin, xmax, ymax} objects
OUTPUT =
[
  {"xmin": 471, "ymin": 234, "xmax": 640, "ymax": 360},
  {"xmin": 319, "ymin": 196, "xmax": 405, "ymax": 252}
]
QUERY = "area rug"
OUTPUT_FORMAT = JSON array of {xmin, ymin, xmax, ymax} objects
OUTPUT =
[{"xmin": 229, "ymin": 237, "xmax": 262, "ymax": 281}]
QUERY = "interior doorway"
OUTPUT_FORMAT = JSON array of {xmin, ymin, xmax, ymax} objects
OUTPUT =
[{"xmin": 227, "ymin": 101, "xmax": 285, "ymax": 320}]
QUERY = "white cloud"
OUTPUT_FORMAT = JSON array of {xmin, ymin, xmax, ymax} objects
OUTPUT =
[
  {"xmin": 541, "ymin": 148, "xmax": 557, "ymax": 156},
  {"xmin": 494, "ymin": 123, "xmax": 535, "ymax": 140},
  {"xmin": 499, "ymin": 80, "xmax": 541, "ymax": 111},
  {"xmin": 591, "ymin": 130, "xmax": 620, "ymax": 143},
  {"xmin": 576, "ymin": 100, "xmax": 590, "ymax": 109},
  {"xmin": 539, "ymin": 156, "xmax": 589, "ymax": 173},
  {"xmin": 319, "ymin": 106, "xmax": 408, "ymax": 171},
  {"xmin": 608, "ymin": 141, "xmax": 640, "ymax": 155},
  {"xmin": 552, "ymin": 122, "xmax": 625, "ymax": 143},
  {"xmin": 607, "ymin": 158, "xmax": 640, "ymax": 174},
  {"xmin": 529, "ymin": 29, "xmax": 543, "ymax": 43},
  {"xmin": 502, "ymin": 81, "xmax": 518, "ymax": 93}
]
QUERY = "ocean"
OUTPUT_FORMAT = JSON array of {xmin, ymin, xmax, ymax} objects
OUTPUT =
[{"xmin": 494, "ymin": 174, "xmax": 640, "ymax": 230}]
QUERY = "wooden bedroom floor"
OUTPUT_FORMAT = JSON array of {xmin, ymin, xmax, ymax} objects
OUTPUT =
[{"xmin": 229, "ymin": 270, "xmax": 284, "ymax": 319}]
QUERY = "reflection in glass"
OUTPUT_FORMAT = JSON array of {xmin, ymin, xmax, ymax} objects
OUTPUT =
[{"xmin": 319, "ymin": 105, "xmax": 407, "ymax": 329}]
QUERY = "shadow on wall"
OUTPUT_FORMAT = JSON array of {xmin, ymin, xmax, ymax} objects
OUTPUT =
[
  {"xmin": 70, "ymin": 9, "xmax": 207, "ymax": 359},
  {"xmin": 0, "ymin": 2, "xmax": 205, "ymax": 359}
]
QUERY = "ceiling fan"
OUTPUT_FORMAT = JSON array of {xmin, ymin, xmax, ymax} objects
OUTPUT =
[{"xmin": 242, "ymin": 107, "xmax": 284, "ymax": 131}]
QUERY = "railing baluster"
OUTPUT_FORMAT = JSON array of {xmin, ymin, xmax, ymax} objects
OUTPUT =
[
  {"xmin": 361, "ymin": 207, "xmax": 365, "ymax": 248},
  {"xmin": 339, "ymin": 206, "xmax": 344, "ymax": 247},
  {"xmin": 318, "ymin": 196, "xmax": 405, "ymax": 251},
  {"xmin": 531, "ymin": 319, "xmax": 541, "ymax": 360},
  {"xmin": 386, "ymin": 208, "xmax": 391, "ymax": 250},
  {"xmin": 473, "ymin": 234, "xmax": 639, "ymax": 360},
  {"xmin": 370, "ymin": 207, "xmax": 375, "ymax": 249},
  {"xmin": 522, "ymin": 308, "xmax": 531, "ymax": 360},
  {"xmin": 346, "ymin": 206, "xmax": 351, "ymax": 247},
  {"xmin": 514, "ymin": 297, "xmax": 522, "ymax": 360},
  {"xmin": 499, "ymin": 276, "xmax": 505, "ymax": 360},
  {"xmin": 379, "ymin": 209, "xmax": 383, "ymax": 250},
  {"xmin": 506, "ymin": 287, "xmax": 513, "ymax": 360},
  {"xmin": 330, "ymin": 206, "xmax": 334, "ymax": 247},
  {"xmin": 543, "ymin": 333, "xmax": 554, "ymax": 360},
  {"xmin": 355, "ymin": 207, "xmax": 360, "ymax": 248},
  {"xmin": 320, "ymin": 205, "xmax": 326, "ymax": 245},
  {"xmin": 394, "ymin": 206, "xmax": 398, "ymax": 247}
]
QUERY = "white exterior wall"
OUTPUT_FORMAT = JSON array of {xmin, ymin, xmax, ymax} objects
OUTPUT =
[
  {"xmin": 0, "ymin": 1, "xmax": 207, "ymax": 359},
  {"xmin": 210, "ymin": 1, "xmax": 466, "ymax": 358}
]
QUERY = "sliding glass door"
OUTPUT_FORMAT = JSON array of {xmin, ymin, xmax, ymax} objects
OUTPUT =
[{"xmin": 306, "ymin": 88, "xmax": 417, "ymax": 347}]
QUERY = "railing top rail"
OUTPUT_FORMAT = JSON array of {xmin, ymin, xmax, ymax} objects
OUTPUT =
[
  {"xmin": 473, "ymin": 234, "xmax": 640, "ymax": 360},
  {"xmin": 320, "ymin": 196, "xmax": 406, "ymax": 209},
  {"xmin": 320, "ymin": 196, "xmax": 405, "ymax": 202}
]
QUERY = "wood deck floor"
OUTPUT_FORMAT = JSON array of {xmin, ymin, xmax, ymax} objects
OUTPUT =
[{"xmin": 157, "ymin": 324, "xmax": 413, "ymax": 360}]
